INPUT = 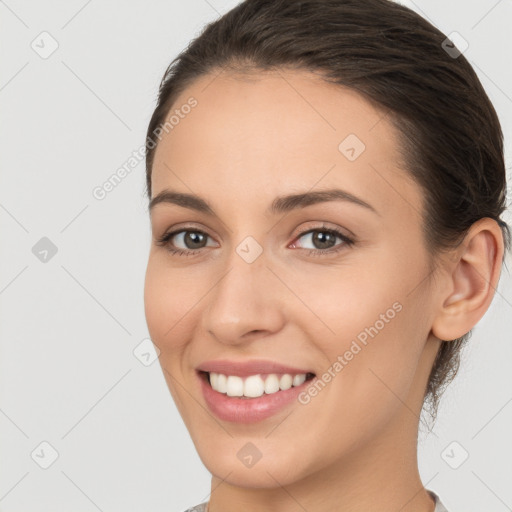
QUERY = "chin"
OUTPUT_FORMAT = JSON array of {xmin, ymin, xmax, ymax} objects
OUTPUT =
[{"xmin": 197, "ymin": 441, "xmax": 311, "ymax": 489}]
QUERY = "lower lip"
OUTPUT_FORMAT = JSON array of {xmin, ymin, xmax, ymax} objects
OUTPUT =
[{"xmin": 197, "ymin": 371, "xmax": 315, "ymax": 424}]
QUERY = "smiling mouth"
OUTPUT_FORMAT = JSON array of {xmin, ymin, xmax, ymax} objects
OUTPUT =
[{"xmin": 198, "ymin": 370, "xmax": 316, "ymax": 399}]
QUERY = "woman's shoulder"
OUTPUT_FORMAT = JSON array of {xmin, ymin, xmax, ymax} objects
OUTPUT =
[
  {"xmin": 181, "ymin": 493, "xmax": 448, "ymax": 512},
  {"xmin": 182, "ymin": 502, "xmax": 208, "ymax": 512},
  {"xmin": 428, "ymin": 489, "xmax": 450, "ymax": 512}
]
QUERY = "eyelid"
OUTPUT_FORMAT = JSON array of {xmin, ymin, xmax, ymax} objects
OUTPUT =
[
  {"xmin": 156, "ymin": 222, "xmax": 218, "ymax": 241},
  {"xmin": 157, "ymin": 221, "xmax": 350, "ymax": 242},
  {"xmin": 290, "ymin": 220, "xmax": 354, "ymax": 241},
  {"xmin": 156, "ymin": 220, "xmax": 355, "ymax": 256}
]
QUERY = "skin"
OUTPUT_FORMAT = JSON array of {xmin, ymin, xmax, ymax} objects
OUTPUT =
[{"xmin": 144, "ymin": 69, "xmax": 504, "ymax": 512}]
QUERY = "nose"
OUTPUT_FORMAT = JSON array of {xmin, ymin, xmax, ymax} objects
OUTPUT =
[{"xmin": 201, "ymin": 248, "xmax": 285, "ymax": 345}]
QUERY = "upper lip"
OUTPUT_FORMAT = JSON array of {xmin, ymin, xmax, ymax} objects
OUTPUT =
[{"xmin": 196, "ymin": 359, "xmax": 315, "ymax": 377}]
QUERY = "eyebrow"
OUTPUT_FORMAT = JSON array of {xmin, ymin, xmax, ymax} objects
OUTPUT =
[{"xmin": 149, "ymin": 188, "xmax": 379, "ymax": 216}]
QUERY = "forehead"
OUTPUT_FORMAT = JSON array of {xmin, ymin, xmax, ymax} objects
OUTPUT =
[{"xmin": 150, "ymin": 69, "xmax": 422, "ymax": 219}]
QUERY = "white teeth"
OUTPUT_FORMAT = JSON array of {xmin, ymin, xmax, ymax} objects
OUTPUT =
[
  {"xmin": 209, "ymin": 372, "xmax": 219, "ymax": 389},
  {"xmin": 226, "ymin": 376, "xmax": 244, "ymax": 397},
  {"xmin": 216, "ymin": 373, "xmax": 227, "ymax": 393},
  {"xmin": 293, "ymin": 374, "xmax": 306, "ymax": 386},
  {"xmin": 264, "ymin": 374, "xmax": 280, "ymax": 394},
  {"xmin": 208, "ymin": 372, "xmax": 310, "ymax": 398},
  {"xmin": 244, "ymin": 375, "xmax": 265, "ymax": 397},
  {"xmin": 279, "ymin": 374, "xmax": 293, "ymax": 390}
]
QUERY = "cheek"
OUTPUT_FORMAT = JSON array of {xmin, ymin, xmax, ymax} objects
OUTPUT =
[
  {"xmin": 333, "ymin": 302, "xmax": 421, "ymax": 398},
  {"xmin": 296, "ymin": 298, "xmax": 425, "ymax": 459},
  {"xmin": 144, "ymin": 258, "xmax": 202, "ymax": 414},
  {"xmin": 143, "ymin": 257, "xmax": 200, "ymax": 351},
  {"xmin": 299, "ymin": 252, "xmax": 427, "ymax": 402}
]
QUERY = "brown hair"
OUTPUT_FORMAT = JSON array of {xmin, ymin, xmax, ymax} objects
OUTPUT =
[{"xmin": 145, "ymin": 0, "xmax": 511, "ymax": 424}]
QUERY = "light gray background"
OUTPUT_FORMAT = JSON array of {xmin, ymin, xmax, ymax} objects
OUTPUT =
[{"xmin": 1, "ymin": 1, "xmax": 511, "ymax": 511}]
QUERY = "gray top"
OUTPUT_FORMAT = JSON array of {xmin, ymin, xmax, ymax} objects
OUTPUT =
[{"xmin": 183, "ymin": 489, "xmax": 449, "ymax": 511}]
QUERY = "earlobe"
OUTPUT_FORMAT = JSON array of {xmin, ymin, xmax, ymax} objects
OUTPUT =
[{"xmin": 431, "ymin": 218, "xmax": 504, "ymax": 342}]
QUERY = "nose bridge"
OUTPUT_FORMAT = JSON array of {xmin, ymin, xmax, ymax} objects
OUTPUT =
[{"xmin": 201, "ymin": 236, "xmax": 283, "ymax": 343}]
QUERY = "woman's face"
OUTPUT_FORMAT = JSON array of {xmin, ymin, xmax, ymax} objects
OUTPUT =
[{"xmin": 144, "ymin": 69, "xmax": 442, "ymax": 489}]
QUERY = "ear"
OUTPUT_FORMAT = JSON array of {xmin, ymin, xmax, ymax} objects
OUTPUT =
[{"xmin": 431, "ymin": 218, "xmax": 505, "ymax": 342}]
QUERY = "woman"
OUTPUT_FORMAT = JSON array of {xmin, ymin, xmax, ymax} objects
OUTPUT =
[{"xmin": 143, "ymin": 0, "xmax": 510, "ymax": 510}]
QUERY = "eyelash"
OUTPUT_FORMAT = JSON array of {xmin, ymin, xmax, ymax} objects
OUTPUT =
[{"xmin": 155, "ymin": 225, "xmax": 355, "ymax": 258}]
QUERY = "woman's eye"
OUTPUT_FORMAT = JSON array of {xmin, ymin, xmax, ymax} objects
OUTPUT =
[
  {"xmin": 291, "ymin": 228, "xmax": 354, "ymax": 256},
  {"xmin": 155, "ymin": 227, "xmax": 354, "ymax": 257},
  {"xmin": 155, "ymin": 229, "xmax": 216, "ymax": 256}
]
